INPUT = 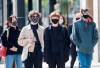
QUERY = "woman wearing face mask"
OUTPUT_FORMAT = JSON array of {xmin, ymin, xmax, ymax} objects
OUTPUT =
[
  {"xmin": 44, "ymin": 11, "xmax": 70, "ymax": 68},
  {"xmin": 54, "ymin": 11, "xmax": 67, "ymax": 27},
  {"xmin": 59, "ymin": 16, "xmax": 68, "ymax": 27},
  {"xmin": 1, "ymin": 15, "xmax": 23, "ymax": 68},
  {"xmin": 68, "ymin": 13, "xmax": 82, "ymax": 68},
  {"xmin": 18, "ymin": 10, "xmax": 44, "ymax": 68}
]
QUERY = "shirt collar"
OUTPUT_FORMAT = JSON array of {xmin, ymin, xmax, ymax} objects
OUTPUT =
[{"xmin": 27, "ymin": 24, "xmax": 42, "ymax": 31}]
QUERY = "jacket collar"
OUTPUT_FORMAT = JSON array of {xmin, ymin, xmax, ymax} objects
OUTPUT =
[
  {"xmin": 49, "ymin": 24, "xmax": 61, "ymax": 30},
  {"xmin": 9, "ymin": 26, "xmax": 19, "ymax": 30},
  {"xmin": 27, "ymin": 24, "xmax": 42, "ymax": 31}
]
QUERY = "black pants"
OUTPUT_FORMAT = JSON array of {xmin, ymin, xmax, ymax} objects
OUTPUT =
[
  {"xmin": 70, "ymin": 44, "xmax": 77, "ymax": 68},
  {"xmin": 48, "ymin": 53, "xmax": 65, "ymax": 68},
  {"xmin": 24, "ymin": 46, "xmax": 42, "ymax": 68}
]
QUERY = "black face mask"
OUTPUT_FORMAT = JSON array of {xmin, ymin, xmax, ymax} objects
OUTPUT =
[
  {"xmin": 76, "ymin": 18, "xmax": 80, "ymax": 20},
  {"xmin": 83, "ymin": 15, "xmax": 90, "ymax": 19},
  {"xmin": 12, "ymin": 22, "xmax": 17, "ymax": 26},
  {"xmin": 51, "ymin": 19, "xmax": 59, "ymax": 24}
]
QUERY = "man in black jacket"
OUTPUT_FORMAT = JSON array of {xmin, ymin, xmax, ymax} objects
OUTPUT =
[{"xmin": 44, "ymin": 11, "xmax": 70, "ymax": 68}]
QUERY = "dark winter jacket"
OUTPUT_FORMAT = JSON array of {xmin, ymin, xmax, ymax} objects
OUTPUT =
[
  {"xmin": 68, "ymin": 25, "xmax": 77, "ymax": 55},
  {"xmin": 68, "ymin": 25, "xmax": 76, "ymax": 47},
  {"xmin": 1, "ymin": 26, "xmax": 23, "ymax": 55},
  {"xmin": 44, "ymin": 25, "xmax": 70, "ymax": 64}
]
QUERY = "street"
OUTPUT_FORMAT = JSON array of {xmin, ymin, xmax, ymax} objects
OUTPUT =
[{"xmin": 0, "ymin": 57, "xmax": 100, "ymax": 68}]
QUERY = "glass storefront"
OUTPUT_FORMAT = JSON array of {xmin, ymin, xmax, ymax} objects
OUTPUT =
[
  {"xmin": 25, "ymin": 0, "xmax": 80, "ymax": 26},
  {"xmin": 57, "ymin": 0, "xmax": 80, "ymax": 16},
  {"xmin": 57, "ymin": 0, "xmax": 80, "ymax": 24}
]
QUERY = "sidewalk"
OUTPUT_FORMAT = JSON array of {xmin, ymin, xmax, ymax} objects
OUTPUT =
[
  {"xmin": 0, "ymin": 57, "xmax": 100, "ymax": 68},
  {"xmin": 43, "ymin": 57, "xmax": 100, "ymax": 68}
]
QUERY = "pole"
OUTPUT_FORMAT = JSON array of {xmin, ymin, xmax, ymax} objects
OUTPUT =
[
  {"xmin": 2, "ymin": 0, "xmax": 4, "ymax": 27},
  {"xmin": 7, "ymin": 0, "xmax": 12, "ymax": 18},
  {"xmin": 28, "ymin": 0, "xmax": 32, "ymax": 12},
  {"xmin": 49, "ymin": 0, "xmax": 56, "ymax": 13},
  {"xmin": 17, "ymin": 0, "xmax": 25, "ymax": 29},
  {"xmin": 38, "ymin": 0, "xmax": 42, "ymax": 25}
]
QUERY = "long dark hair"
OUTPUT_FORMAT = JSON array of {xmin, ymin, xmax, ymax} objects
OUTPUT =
[{"xmin": 6, "ymin": 15, "xmax": 17, "ymax": 28}]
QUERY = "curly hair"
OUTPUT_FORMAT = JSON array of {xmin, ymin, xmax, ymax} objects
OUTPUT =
[{"xmin": 28, "ymin": 10, "xmax": 41, "ymax": 18}]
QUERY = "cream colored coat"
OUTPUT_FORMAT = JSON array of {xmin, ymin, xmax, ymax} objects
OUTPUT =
[{"xmin": 18, "ymin": 24, "xmax": 44, "ymax": 52}]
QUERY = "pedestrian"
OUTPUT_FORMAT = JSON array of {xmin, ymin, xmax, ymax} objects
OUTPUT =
[
  {"xmin": 1, "ymin": 15, "xmax": 23, "ymax": 68},
  {"xmin": 18, "ymin": 10, "xmax": 44, "ymax": 68},
  {"xmin": 44, "ymin": 11, "xmax": 70, "ymax": 68},
  {"xmin": 70, "ymin": 9, "xmax": 99, "ymax": 68},
  {"xmin": 68, "ymin": 13, "xmax": 82, "ymax": 68},
  {"xmin": 54, "ymin": 11, "xmax": 67, "ymax": 27},
  {"xmin": 59, "ymin": 16, "xmax": 67, "ymax": 27},
  {"xmin": 6, "ymin": 21, "xmax": 16, "ymax": 68}
]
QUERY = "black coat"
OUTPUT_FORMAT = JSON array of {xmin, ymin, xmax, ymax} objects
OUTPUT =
[
  {"xmin": 1, "ymin": 27, "xmax": 23, "ymax": 55},
  {"xmin": 68, "ymin": 25, "xmax": 77, "ymax": 56},
  {"xmin": 44, "ymin": 25, "xmax": 70, "ymax": 64}
]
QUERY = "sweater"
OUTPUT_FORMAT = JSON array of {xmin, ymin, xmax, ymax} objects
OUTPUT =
[
  {"xmin": 1, "ymin": 26, "xmax": 23, "ymax": 55},
  {"xmin": 71, "ymin": 19, "xmax": 99, "ymax": 54}
]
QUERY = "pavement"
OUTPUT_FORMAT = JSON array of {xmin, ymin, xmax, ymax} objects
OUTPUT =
[{"xmin": 0, "ymin": 57, "xmax": 100, "ymax": 68}]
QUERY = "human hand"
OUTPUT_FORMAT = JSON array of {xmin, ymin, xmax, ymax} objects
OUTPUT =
[
  {"xmin": 27, "ymin": 38, "xmax": 34, "ymax": 44},
  {"xmin": 10, "ymin": 46, "xmax": 17, "ymax": 51}
]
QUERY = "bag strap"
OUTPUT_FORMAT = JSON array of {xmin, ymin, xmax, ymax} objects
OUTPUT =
[
  {"xmin": 30, "ymin": 26, "xmax": 41, "ymax": 47},
  {"xmin": 33, "ymin": 30, "xmax": 41, "ymax": 45},
  {"xmin": 6, "ymin": 29, "xmax": 9, "ymax": 40}
]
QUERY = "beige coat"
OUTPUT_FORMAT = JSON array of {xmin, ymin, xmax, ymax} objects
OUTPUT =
[{"xmin": 18, "ymin": 24, "xmax": 44, "ymax": 52}]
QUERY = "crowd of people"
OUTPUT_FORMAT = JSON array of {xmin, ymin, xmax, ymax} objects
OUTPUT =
[{"xmin": 0, "ymin": 8, "xmax": 99, "ymax": 68}]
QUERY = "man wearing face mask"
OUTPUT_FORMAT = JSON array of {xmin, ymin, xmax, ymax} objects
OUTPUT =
[
  {"xmin": 44, "ymin": 11, "xmax": 70, "ymax": 68},
  {"xmin": 70, "ymin": 9, "xmax": 99, "ymax": 68},
  {"xmin": 18, "ymin": 10, "xmax": 44, "ymax": 68},
  {"xmin": 1, "ymin": 15, "xmax": 23, "ymax": 68}
]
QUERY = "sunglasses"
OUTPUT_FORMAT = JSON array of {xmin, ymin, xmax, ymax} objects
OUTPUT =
[{"xmin": 76, "ymin": 18, "xmax": 80, "ymax": 20}]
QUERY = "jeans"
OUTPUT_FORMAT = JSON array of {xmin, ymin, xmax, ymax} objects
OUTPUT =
[
  {"xmin": 6, "ymin": 54, "xmax": 22, "ymax": 68},
  {"xmin": 77, "ymin": 52, "xmax": 93, "ymax": 68}
]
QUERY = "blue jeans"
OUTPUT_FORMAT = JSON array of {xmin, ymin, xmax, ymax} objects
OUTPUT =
[
  {"xmin": 77, "ymin": 52, "xmax": 93, "ymax": 68},
  {"xmin": 6, "ymin": 54, "xmax": 22, "ymax": 68}
]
